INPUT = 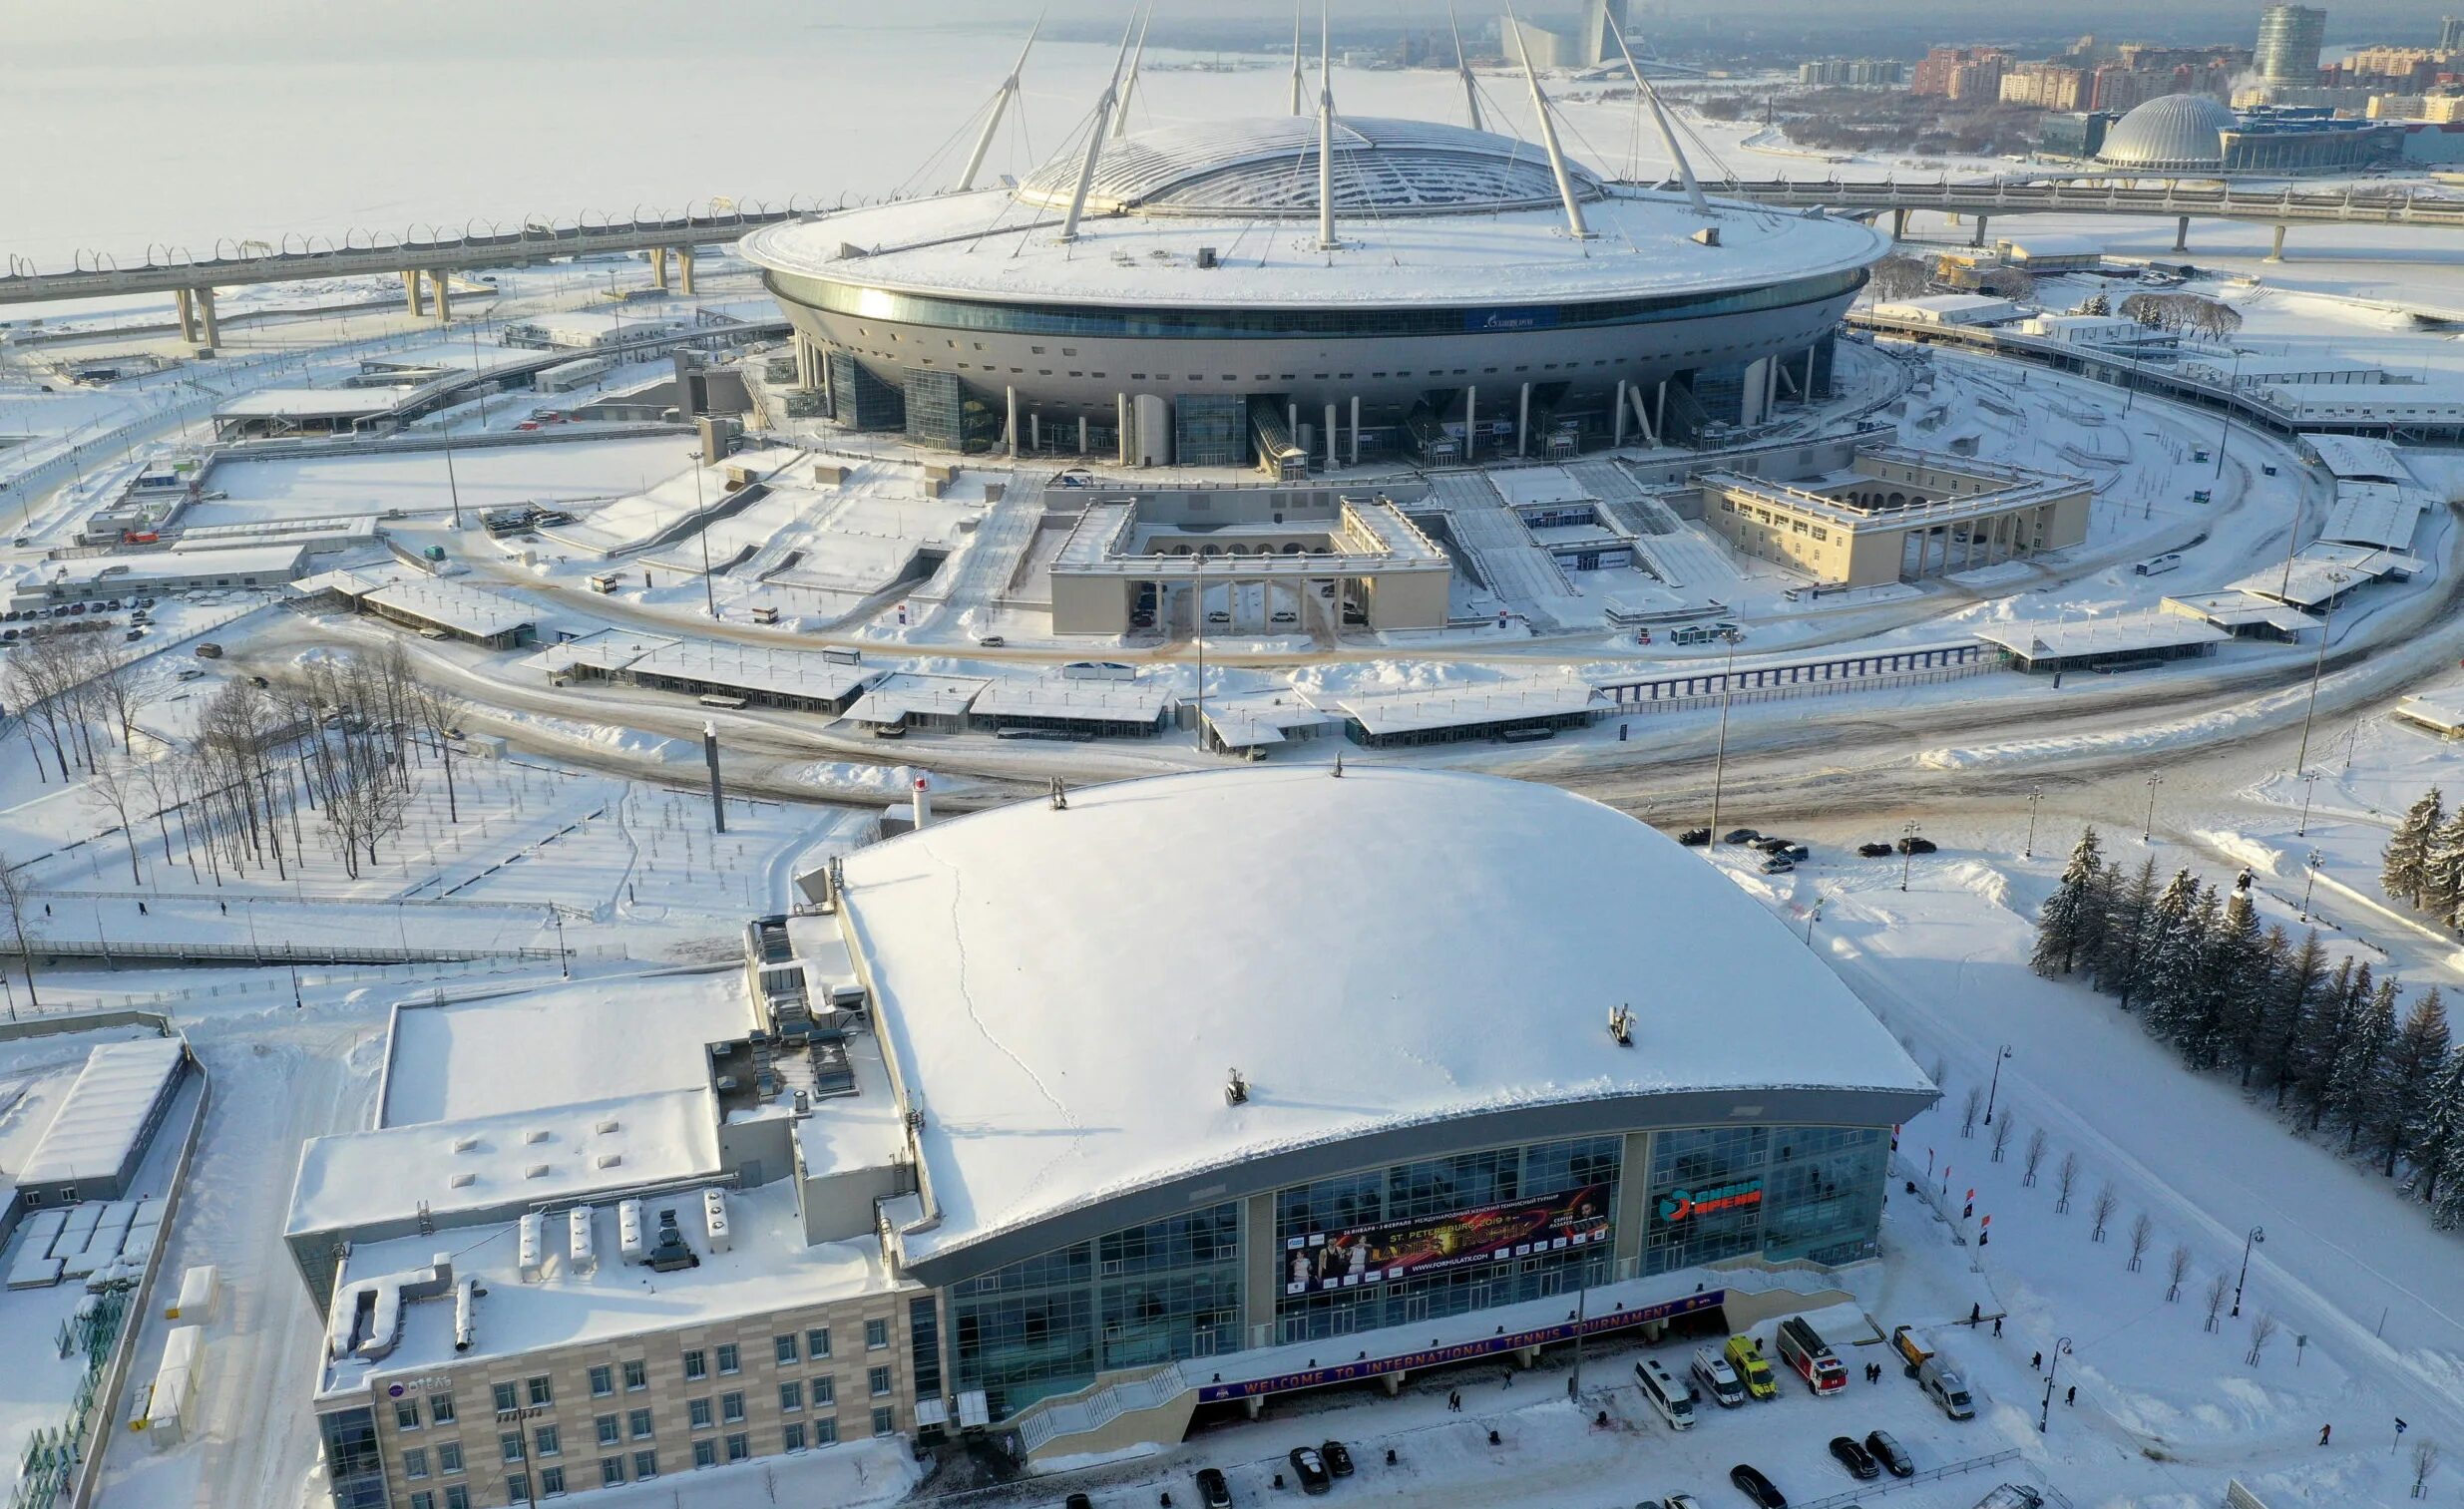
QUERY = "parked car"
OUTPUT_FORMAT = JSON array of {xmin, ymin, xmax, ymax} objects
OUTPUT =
[
  {"xmin": 1828, "ymin": 1436, "xmax": 1879, "ymax": 1481},
  {"xmin": 1728, "ymin": 1464, "xmax": 1787, "ymax": 1509},
  {"xmin": 1677, "ymin": 828, "xmax": 1712, "ymax": 847},
  {"xmin": 1320, "ymin": 1441, "xmax": 1354, "ymax": 1477},
  {"xmin": 1665, "ymin": 1497, "xmax": 1704, "ymax": 1509},
  {"xmin": 1195, "ymin": 1466, "xmax": 1234, "ymax": 1509},
  {"xmin": 1864, "ymin": 1430, "xmax": 1914, "ymax": 1478},
  {"xmin": 1857, "ymin": 842, "xmax": 1892, "ymax": 858},
  {"xmin": 1065, "ymin": 1494, "xmax": 1093, "ymax": 1509},
  {"xmin": 1721, "ymin": 828, "xmax": 1760, "ymax": 845},
  {"xmin": 977, "ymin": 635, "xmax": 1006, "ymax": 648},
  {"xmin": 1895, "ymin": 835, "xmax": 1938, "ymax": 856},
  {"xmin": 1973, "ymin": 1489, "xmax": 2044, "ymax": 1509},
  {"xmin": 1289, "ymin": 1447, "xmax": 1332, "ymax": 1495},
  {"xmin": 1757, "ymin": 856, "xmax": 1795, "ymax": 875}
]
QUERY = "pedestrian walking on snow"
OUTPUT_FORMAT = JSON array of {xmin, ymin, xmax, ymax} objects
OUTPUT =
[
  {"xmin": 2066, "ymin": 1386, "xmax": 2076, "ymax": 1407},
  {"xmin": 1993, "ymin": 1317, "xmax": 2003, "ymax": 1337},
  {"xmin": 1969, "ymin": 1303, "xmax": 1981, "ymax": 1326},
  {"xmin": 2032, "ymin": 1350, "xmax": 2043, "ymax": 1371},
  {"xmin": 2319, "ymin": 1424, "xmax": 2331, "ymax": 1446}
]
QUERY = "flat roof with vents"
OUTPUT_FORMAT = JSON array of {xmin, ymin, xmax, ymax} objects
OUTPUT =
[{"xmin": 15, "ymin": 1037, "xmax": 187, "ymax": 1197}]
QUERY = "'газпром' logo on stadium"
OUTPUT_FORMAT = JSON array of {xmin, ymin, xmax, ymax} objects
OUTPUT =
[{"xmin": 1656, "ymin": 1179, "xmax": 1763, "ymax": 1225}]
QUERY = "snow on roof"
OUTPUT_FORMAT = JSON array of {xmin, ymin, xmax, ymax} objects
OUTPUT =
[
  {"xmin": 291, "ymin": 565, "xmax": 410, "ymax": 598},
  {"xmin": 2182, "ymin": 353, "xmax": 2382, "ymax": 383},
  {"xmin": 316, "ymin": 1181, "xmax": 895, "ymax": 1398},
  {"xmin": 2161, "ymin": 591, "xmax": 2314, "ymax": 634},
  {"xmin": 175, "ymin": 516, "xmax": 377, "ymax": 549},
  {"xmin": 364, "ymin": 577, "xmax": 536, "ymax": 637},
  {"xmin": 790, "ymin": 1030, "xmax": 912, "ymax": 1180},
  {"xmin": 379, "ymin": 976, "xmax": 754, "ymax": 1127},
  {"xmin": 2299, "ymin": 432, "xmax": 2409, "ymax": 483},
  {"xmin": 842, "ymin": 672, "xmax": 990, "ymax": 725},
  {"xmin": 836, "ymin": 767, "xmax": 1933, "ymax": 1269},
  {"xmin": 1489, "ymin": 467, "xmax": 1592, "ymax": 508},
  {"xmin": 15, "ymin": 1038, "xmax": 184, "ymax": 1188},
  {"xmin": 212, "ymin": 387, "xmax": 413, "ymax": 419},
  {"xmin": 2259, "ymin": 380, "xmax": 2464, "ymax": 419},
  {"xmin": 2396, "ymin": 692, "xmax": 2464, "ymax": 734},
  {"xmin": 2230, "ymin": 541, "xmax": 2424, "ymax": 606},
  {"xmin": 741, "ymin": 186, "xmax": 1887, "ymax": 312},
  {"xmin": 1999, "ymin": 233, "xmax": 2105, "ymax": 258},
  {"xmin": 1323, "ymin": 677, "xmax": 1599, "ymax": 735},
  {"xmin": 524, "ymin": 630, "xmax": 876, "ymax": 702},
  {"xmin": 1870, "ymin": 294, "xmax": 2019, "ymax": 323},
  {"xmin": 287, "ymin": 1087, "xmax": 720, "ymax": 1240},
  {"xmin": 44, "ymin": 544, "xmax": 307, "ymax": 585},
  {"xmin": 2316, "ymin": 481, "xmax": 2428, "ymax": 552},
  {"xmin": 970, "ymin": 675, "xmax": 1172, "ymax": 722},
  {"xmin": 1975, "ymin": 612, "xmax": 2232, "ymax": 658},
  {"xmin": 1197, "ymin": 695, "xmax": 1340, "ymax": 750}
]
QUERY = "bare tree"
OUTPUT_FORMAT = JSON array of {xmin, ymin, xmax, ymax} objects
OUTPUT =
[
  {"xmin": 1960, "ymin": 1085, "xmax": 1983, "ymax": 1138},
  {"xmin": 1866, "ymin": 253, "xmax": 1933, "ymax": 303},
  {"xmin": 2022, "ymin": 1128, "xmax": 2049, "ymax": 1187},
  {"xmin": 410, "ymin": 679, "xmax": 464, "ymax": 825},
  {"xmin": 83, "ymin": 752, "xmax": 147, "ymax": 887},
  {"xmin": 85, "ymin": 643, "xmax": 142, "ymax": 754},
  {"xmin": 0, "ymin": 851, "xmax": 40, "ymax": 1014},
  {"xmin": 2166, "ymin": 1244, "xmax": 2193, "ymax": 1302},
  {"xmin": 2126, "ymin": 1213, "xmax": 2154, "ymax": 1272},
  {"xmin": 1990, "ymin": 1117, "xmax": 2014, "ymax": 1164},
  {"xmin": 2413, "ymin": 1440, "xmax": 2441, "ymax": 1499},
  {"xmin": 2055, "ymin": 1151, "xmax": 2080, "ymax": 1213},
  {"xmin": 2245, "ymin": 1311, "xmax": 2278, "ymax": 1366},
  {"xmin": 2204, "ymin": 1273, "xmax": 2230, "ymax": 1332},
  {"xmin": 2090, "ymin": 1183, "xmax": 2119, "ymax": 1242}
]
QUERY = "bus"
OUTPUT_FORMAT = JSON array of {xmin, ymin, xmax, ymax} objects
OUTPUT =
[
  {"xmin": 1633, "ymin": 1357, "xmax": 1697, "ymax": 1429},
  {"xmin": 697, "ymin": 694, "xmax": 748, "ymax": 710}
]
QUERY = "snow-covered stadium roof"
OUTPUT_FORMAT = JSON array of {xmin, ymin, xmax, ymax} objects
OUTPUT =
[
  {"xmin": 1014, "ymin": 116, "xmax": 1602, "ymax": 218},
  {"xmin": 837, "ymin": 767, "xmax": 1935, "ymax": 1279},
  {"xmin": 2098, "ymin": 94, "xmax": 2235, "ymax": 172},
  {"xmin": 16, "ymin": 1038, "xmax": 185, "ymax": 1189}
]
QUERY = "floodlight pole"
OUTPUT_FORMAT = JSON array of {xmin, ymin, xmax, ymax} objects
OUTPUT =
[
  {"xmin": 1706, "ymin": 633, "xmax": 1738, "ymax": 848},
  {"xmin": 1317, "ymin": 5, "xmax": 1340, "ymax": 251},
  {"xmin": 957, "ymin": 12, "xmax": 1043, "ymax": 190}
]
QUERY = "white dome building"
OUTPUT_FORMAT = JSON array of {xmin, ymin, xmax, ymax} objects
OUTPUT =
[{"xmin": 2097, "ymin": 93, "xmax": 2237, "ymax": 174}]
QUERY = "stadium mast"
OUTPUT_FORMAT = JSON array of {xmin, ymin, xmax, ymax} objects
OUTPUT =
[
  {"xmin": 1059, "ymin": 9, "xmax": 1143, "ymax": 242},
  {"xmin": 957, "ymin": 9, "xmax": 1043, "ymax": 191},
  {"xmin": 1504, "ymin": 3, "xmax": 1594, "ymax": 239}
]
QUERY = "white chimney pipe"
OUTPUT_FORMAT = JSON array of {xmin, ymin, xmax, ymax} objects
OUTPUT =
[{"xmin": 912, "ymin": 775, "xmax": 933, "ymax": 831}]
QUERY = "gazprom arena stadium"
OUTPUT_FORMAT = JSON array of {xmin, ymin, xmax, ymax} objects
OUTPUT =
[{"xmin": 742, "ymin": 108, "xmax": 1889, "ymax": 466}]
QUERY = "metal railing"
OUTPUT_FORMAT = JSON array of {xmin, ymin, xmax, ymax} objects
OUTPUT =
[
  {"xmin": 1795, "ymin": 1447, "xmax": 2026, "ymax": 1509},
  {"xmin": 1010, "ymin": 1362, "xmax": 1190, "ymax": 1454},
  {"xmin": 1690, "ymin": 176, "xmax": 2464, "ymax": 228}
]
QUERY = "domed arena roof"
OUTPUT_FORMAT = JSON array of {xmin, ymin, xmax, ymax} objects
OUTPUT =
[
  {"xmin": 2098, "ymin": 94, "xmax": 2237, "ymax": 172},
  {"xmin": 1014, "ymin": 115, "xmax": 1604, "ymax": 218}
]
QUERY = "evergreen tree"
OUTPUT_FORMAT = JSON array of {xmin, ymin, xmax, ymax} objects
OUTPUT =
[
  {"xmin": 2383, "ymin": 788, "xmax": 2444, "ymax": 910},
  {"xmin": 2260, "ymin": 931, "xmax": 2328, "ymax": 1104},
  {"xmin": 2329, "ymin": 977, "xmax": 2397, "ymax": 1154},
  {"xmin": 2377, "ymin": 989, "xmax": 2450, "ymax": 1179},
  {"xmin": 2407, "ymin": 1049, "xmax": 2464, "ymax": 1208},
  {"xmin": 2141, "ymin": 872, "xmax": 2206, "ymax": 1051},
  {"xmin": 2233, "ymin": 924, "xmax": 2291, "ymax": 1087},
  {"xmin": 2295, "ymin": 959, "xmax": 2360, "ymax": 1130},
  {"xmin": 2203, "ymin": 890, "xmax": 2265, "ymax": 1076},
  {"xmin": 2097, "ymin": 856, "xmax": 2162, "ymax": 1008},
  {"xmin": 2425, "ymin": 808, "xmax": 2464, "ymax": 925},
  {"xmin": 2174, "ymin": 889, "xmax": 2229, "ymax": 1068},
  {"xmin": 2078, "ymin": 291, "xmax": 2111, "ymax": 316},
  {"xmin": 2032, "ymin": 828, "xmax": 2106, "ymax": 977}
]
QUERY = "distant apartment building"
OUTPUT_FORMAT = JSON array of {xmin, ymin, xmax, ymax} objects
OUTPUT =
[
  {"xmin": 2256, "ymin": 4, "xmax": 2327, "ymax": 85},
  {"xmin": 1911, "ymin": 46, "xmax": 2009, "ymax": 99},
  {"xmin": 1798, "ymin": 57, "xmax": 1905, "ymax": 87},
  {"xmin": 2444, "ymin": 16, "xmax": 2464, "ymax": 52},
  {"xmin": 2000, "ymin": 62, "xmax": 2089, "ymax": 111}
]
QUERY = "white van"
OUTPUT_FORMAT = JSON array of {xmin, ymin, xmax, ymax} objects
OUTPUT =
[
  {"xmin": 2133, "ymin": 552, "xmax": 2183, "ymax": 577},
  {"xmin": 1634, "ymin": 1356, "xmax": 1698, "ymax": 1429},
  {"xmin": 1690, "ymin": 1346, "xmax": 1747, "ymax": 1408}
]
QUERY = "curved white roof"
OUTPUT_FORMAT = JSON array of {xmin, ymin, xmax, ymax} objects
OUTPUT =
[
  {"xmin": 2099, "ymin": 94, "xmax": 2236, "ymax": 171},
  {"xmin": 1014, "ymin": 116, "xmax": 1601, "ymax": 218},
  {"xmin": 837, "ymin": 767, "xmax": 1933, "ymax": 1272}
]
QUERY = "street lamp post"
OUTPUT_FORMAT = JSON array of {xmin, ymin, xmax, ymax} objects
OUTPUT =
[
  {"xmin": 1899, "ymin": 820, "xmax": 1920, "ymax": 893},
  {"xmin": 2023, "ymin": 784, "xmax": 2042, "ymax": 860},
  {"xmin": 1707, "ymin": 631, "xmax": 1741, "ymax": 849},
  {"xmin": 2296, "ymin": 770, "xmax": 2320, "ymax": 838},
  {"xmin": 1984, "ymin": 1044, "xmax": 2013, "ymax": 1125},
  {"xmin": 551, "ymin": 905, "xmax": 570, "ymax": 980},
  {"xmin": 2299, "ymin": 850, "xmax": 2323, "ymax": 924},
  {"xmin": 2291, "ymin": 572, "xmax": 2349, "ymax": 779},
  {"xmin": 2213, "ymin": 349, "xmax": 2241, "ymax": 481},
  {"xmin": 2037, "ymin": 1335, "xmax": 2074, "ymax": 1433},
  {"xmin": 2142, "ymin": 774, "xmax": 2163, "ymax": 844},
  {"xmin": 2232, "ymin": 1225, "xmax": 2265, "ymax": 1318},
  {"xmin": 689, "ymin": 451, "xmax": 716, "ymax": 621}
]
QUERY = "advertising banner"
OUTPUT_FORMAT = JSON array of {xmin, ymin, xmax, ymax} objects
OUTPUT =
[{"xmin": 1284, "ymin": 1183, "xmax": 1611, "ymax": 1296}]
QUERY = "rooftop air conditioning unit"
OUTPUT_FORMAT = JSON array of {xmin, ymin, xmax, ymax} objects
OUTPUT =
[
  {"xmin": 448, "ymin": 1172, "xmax": 477, "ymax": 1189},
  {"xmin": 647, "ymin": 1213, "xmax": 698, "ymax": 1274},
  {"xmin": 1197, "ymin": 246, "xmax": 1220, "ymax": 269},
  {"xmin": 452, "ymin": 1136, "xmax": 479, "ymax": 1154},
  {"xmin": 524, "ymin": 1129, "xmax": 550, "ymax": 1145}
]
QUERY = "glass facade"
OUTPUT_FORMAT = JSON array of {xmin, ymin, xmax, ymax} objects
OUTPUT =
[
  {"xmin": 1273, "ymin": 1136, "xmax": 1620, "ymax": 1343},
  {"xmin": 773, "ymin": 267, "xmax": 1868, "ymax": 344},
  {"xmin": 1173, "ymin": 393, "xmax": 1248, "ymax": 467},
  {"xmin": 1643, "ymin": 1124, "xmax": 1887, "ymax": 1276},
  {"xmin": 318, "ymin": 1407, "xmax": 390, "ymax": 1509},
  {"xmin": 951, "ymin": 1203, "xmax": 1242, "ymax": 1418},
  {"xmin": 826, "ymin": 350, "xmax": 905, "ymax": 431},
  {"xmin": 903, "ymin": 368, "xmax": 993, "ymax": 452}
]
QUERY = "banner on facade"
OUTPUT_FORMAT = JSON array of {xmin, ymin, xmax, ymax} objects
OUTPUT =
[{"xmin": 1283, "ymin": 1183, "xmax": 1611, "ymax": 1295}]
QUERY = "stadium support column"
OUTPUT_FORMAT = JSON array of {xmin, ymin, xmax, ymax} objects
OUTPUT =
[
  {"xmin": 1653, "ymin": 380, "xmax": 1667, "ymax": 442},
  {"xmin": 195, "ymin": 286, "xmax": 220, "ymax": 347},
  {"xmin": 1078, "ymin": 415, "xmax": 1089, "ymax": 454},
  {"xmin": 1116, "ymin": 394, "xmax": 1132, "ymax": 466},
  {"xmin": 427, "ymin": 273, "xmax": 451, "ymax": 323},
  {"xmin": 1350, "ymin": 395, "xmax": 1361, "ymax": 465},
  {"xmin": 2267, "ymin": 224, "xmax": 2286, "ymax": 262},
  {"xmin": 1516, "ymin": 383, "xmax": 1530, "ymax": 457},
  {"xmin": 1890, "ymin": 206, "xmax": 1908, "ymax": 240},
  {"xmin": 1464, "ymin": 385, "xmax": 1477, "ymax": 463},
  {"xmin": 176, "ymin": 289, "xmax": 199, "ymax": 345},
  {"xmin": 2174, "ymin": 215, "xmax": 2190, "ymax": 253},
  {"xmin": 677, "ymin": 248, "xmax": 697, "ymax": 296},
  {"xmin": 1613, "ymin": 379, "xmax": 1627, "ymax": 447},
  {"xmin": 1007, "ymin": 386, "xmax": 1020, "ymax": 458},
  {"xmin": 1325, "ymin": 403, "xmax": 1338, "ymax": 471},
  {"xmin": 650, "ymin": 247, "xmax": 670, "ymax": 291},
  {"xmin": 401, "ymin": 271, "xmax": 426, "ymax": 317}
]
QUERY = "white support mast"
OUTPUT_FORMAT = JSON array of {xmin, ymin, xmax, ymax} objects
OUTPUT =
[
  {"xmin": 1059, "ymin": 11, "xmax": 1142, "ymax": 243},
  {"xmin": 1289, "ymin": 7, "xmax": 1308, "ymax": 115},
  {"xmin": 957, "ymin": 11, "xmax": 1044, "ymax": 191},
  {"xmin": 1317, "ymin": 5, "xmax": 1340, "ymax": 250},
  {"xmin": 1505, "ymin": 4, "xmax": 1593, "ymax": 240},
  {"xmin": 1447, "ymin": 4, "xmax": 1483, "ymax": 131},
  {"xmin": 1611, "ymin": 24, "xmax": 1708, "ymax": 215},
  {"xmin": 1112, "ymin": 3, "xmax": 1153, "ymax": 140}
]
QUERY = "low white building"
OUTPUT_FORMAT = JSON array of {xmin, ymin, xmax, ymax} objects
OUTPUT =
[{"xmin": 1869, "ymin": 294, "xmax": 2022, "ymax": 327}]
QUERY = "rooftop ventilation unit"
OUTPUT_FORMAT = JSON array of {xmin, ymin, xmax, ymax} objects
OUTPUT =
[
  {"xmin": 1692, "ymin": 227, "xmax": 1721, "ymax": 247},
  {"xmin": 569, "ymin": 1208, "xmax": 598, "ymax": 1275},
  {"xmin": 617, "ymin": 1199, "xmax": 646, "ymax": 1265},
  {"xmin": 595, "ymin": 1118, "xmax": 620, "ymax": 1135},
  {"xmin": 452, "ymin": 1277, "xmax": 476, "ymax": 1352},
  {"xmin": 1197, "ymin": 246, "xmax": 1220, "ymax": 269},
  {"xmin": 524, "ymin": 1163, "xmax": 551, "ymax": 1180},
  {"xmin": 517, "ymin": 1213, "xmax": 545, "ymax": 1282},
  {"xmin": 1608, "ymin": 1004, "xmax": 1635, "ymax": 1046},
  {"xmin": 596, "ymin": 1152, "xmax": 623, "ymax": 1169},
  {"xmin": 448, "ymin": 1172, "xmax": 476, "ymax": 1189},
  {"xmin": 523, "ymin": 1129, "xmax": 550, "ymax": 1145},
  {"xmin": 647, "ymin": 1210, "xmax": 698, "ymax": 1274},
  {"xmin": 1225, "ymin": 1067, "xmax": 1250, "ymax": 1106},
  {"xmin": 451, "ymin": 1136, "xmax": 479, "ymax": 1154},
  {"xmin": 702, "ymin": 1188, "xmax": 732, "ymax": 1255}
]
